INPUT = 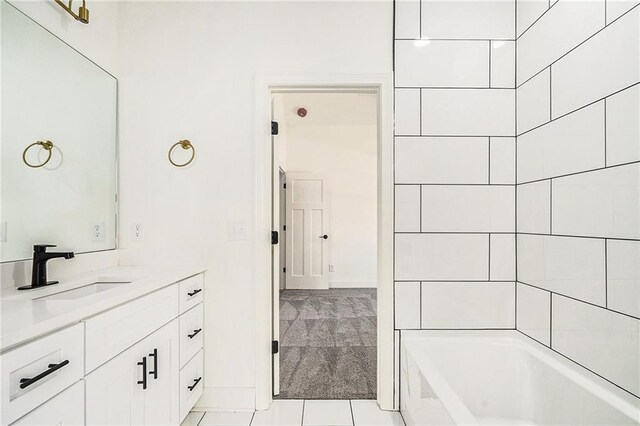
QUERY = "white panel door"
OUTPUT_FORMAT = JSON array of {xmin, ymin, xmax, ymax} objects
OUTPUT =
[{"xmin": 286, "ymin": 173, "xmax": 329, "ymax": 290}]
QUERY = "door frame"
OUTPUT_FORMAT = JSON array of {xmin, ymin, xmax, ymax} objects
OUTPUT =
[{"xmin": 254, "ymin": 74, "xmax": 394, "ymax": 411}]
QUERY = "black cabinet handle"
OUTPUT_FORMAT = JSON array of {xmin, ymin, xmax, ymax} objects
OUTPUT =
[
  {"xmin": 137, "ymin": 357, "xmax": 147, "ymax": 389},
  {"xmin": 19, "ymin": 360, "xmax": 69, "ymax": 389},
  {"xmin": 319, "ymin": 234, "xmax": 328, "ymax": 239},
  {"xmin": 187, "ymin": 289, "xmax": 202, "ymax": 297},
  {"xmin": 188, "ymin": 377, "xmax": 202, "ymax": 391},
  {"xmin": 188, "ymin": 328, "xmax": 202, "ymax": 339},
  {"xmin": 148, "ymin": 348, "xmax": 158, "ymax": 380}
]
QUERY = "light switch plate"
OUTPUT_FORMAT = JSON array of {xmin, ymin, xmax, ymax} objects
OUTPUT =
[{"xmin": 227, "ymin": 221, "xmax": 248, "ymax": 241}]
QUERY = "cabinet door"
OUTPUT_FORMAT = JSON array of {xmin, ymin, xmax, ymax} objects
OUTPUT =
[
  {"xmin": 86, "ymin": 320, "xmax": 179, "ymax": 426},
  {"xmin": 142, "ymin": 320, "xmax": 180, "ymax": 426},
  {"xmin": 11, "ymin": 381, "xmax": 84, "ymax": 426}
]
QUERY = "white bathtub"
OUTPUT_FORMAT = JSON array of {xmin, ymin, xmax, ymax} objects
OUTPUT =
[{"xmin": 400, "ymin": 331, "xmax": 640, "ymax": 426}]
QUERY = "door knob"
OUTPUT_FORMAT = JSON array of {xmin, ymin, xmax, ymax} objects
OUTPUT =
[{"xmin": 319, "ymin": 235, "xmax": 328, "ymax": 239}]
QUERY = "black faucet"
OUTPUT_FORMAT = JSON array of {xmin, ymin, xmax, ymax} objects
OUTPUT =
[{"xmin": 18, "ymin": 244, "xmax": 75, "ymax": 290}]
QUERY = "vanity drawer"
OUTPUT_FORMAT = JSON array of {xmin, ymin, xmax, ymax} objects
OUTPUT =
[
  {"xmin": 179, "ymin": 303, "xmax": 204, "ymax": 368},
  {"xmin": 11, "ymin": 380, "xmax": 84, "ymax": 426},
  {"xmin": 1, "ymin": 323, "xmax": 84, "ymax": 425},
  {"xmin": 179, "ymin": 349, "xmax": 204, "ymax": 423},
  {"xmin": 85, "ymin": 284, "xmax": 179, "ymax": 373},
  {"xmin": 179, "ymin": 274, "xmax": 204, "ymax": 314}
]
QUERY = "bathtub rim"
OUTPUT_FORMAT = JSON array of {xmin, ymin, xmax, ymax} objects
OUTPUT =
[{"xmin": 401, "ymin": 330, "xmax": 640, "ymax": 424}]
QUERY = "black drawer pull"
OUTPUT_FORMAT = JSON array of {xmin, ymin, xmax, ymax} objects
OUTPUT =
[
  {"xmin": 188, "ymin": 328, "xmax": 202, "ymax": 339},
  {"xmin": 137, "ymin": 357, "xmax": 147, "ymax": 390},
  {"xmin": 19, "ymin": 360, "xmax": 70, "ymax": 389},
  {"xmin": 187, "ymin": 289, "xmax": 202, "ymax": 297},
  {"xmin": 148, "ymin": 348, "xmax": 158, "ymax": 380},
  {"xmin": 188, "ymin": 377, "xmax": 202, "ymax": 391}
]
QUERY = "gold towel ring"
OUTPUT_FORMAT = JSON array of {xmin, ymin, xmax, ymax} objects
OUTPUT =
[
  {"xmin": 168, "ymin": 140, "xmax": 195, "ymax": 167},
  {"xmin": 23, "ymin": 140, "xmax": 54, "ymax": 168}
]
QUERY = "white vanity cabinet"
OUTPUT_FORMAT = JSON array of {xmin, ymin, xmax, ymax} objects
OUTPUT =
[
  {"xmin": 2, "ymin": 272, "xmax": 206, "ymax": 426},
  {"xmin": 85, "ymin": 320, "xmax": 180, "ymax": 426}
]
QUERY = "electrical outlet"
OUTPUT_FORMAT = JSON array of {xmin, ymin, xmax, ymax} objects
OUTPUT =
[
  {"xmin": 329, "ymin": 264, "xmax": 335, "ymax": 272},
  {"xmin": 133, "ymin": 223, "xmax": 144, "ymax": 241},
  {"xmin": 0, "ymin": 222, "xmax": 6, "ymax": 242},
  {"xmin": 92, "ymin": 222, "xmax": 105, "ymax": 242}
]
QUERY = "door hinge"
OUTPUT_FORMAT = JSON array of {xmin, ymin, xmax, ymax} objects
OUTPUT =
[
  {"xmin": 272, "ymin": 340, "xmax": 279, "ymax": 354},
  {"xmin": 283, "ymin": 225, "xmax": 286, "ymax": 231},
  {"xmin": 271, "ymin": 121, "xmax": 279, "ymax": 136},
  {"xmin": 283, "ymin": 183, "xmax": 286, "ymax": 189},
  {"xmin": 283, "ymin": 267, "xmax": 286, "ymax": 273},
  {"xmin": 271, "ymin": 231, "xmax": 279, "ymax": 245}
]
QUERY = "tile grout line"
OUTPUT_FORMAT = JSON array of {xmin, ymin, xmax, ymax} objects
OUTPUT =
[
  {"xmin": 349, "ymin": 400, "xmax": 355, "ymax": 426},
  {"xmin": 518, "ymin": 280, "xmax": 640, "ymax": 321}
]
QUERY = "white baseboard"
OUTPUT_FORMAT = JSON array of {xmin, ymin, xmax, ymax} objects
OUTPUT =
[
  {"xmin": 194, "ymin": 386, "xmax": 256, "ymax": 412},
  {"xmin": 329, "ymin": 280, "xmax": 377, "ymax": 288}
]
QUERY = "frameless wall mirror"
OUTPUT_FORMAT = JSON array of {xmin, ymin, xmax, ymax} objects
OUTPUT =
[{"xmin": 0, "ymin": 1, "xmax": 117, "ymax": 262}]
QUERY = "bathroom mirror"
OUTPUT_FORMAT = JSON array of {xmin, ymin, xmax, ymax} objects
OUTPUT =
[{"xmin": 0, "ymin": 1, "xmax": 117, "ymax": 262}]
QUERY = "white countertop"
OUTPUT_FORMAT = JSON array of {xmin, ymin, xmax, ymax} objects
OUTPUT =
[{"xmin": 0, "ymin": 265, "xmax": 205, "ymax": 352}]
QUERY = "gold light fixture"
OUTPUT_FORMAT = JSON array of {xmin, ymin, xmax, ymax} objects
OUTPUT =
[{"xmin": 54, "ymin": 0, "xmax": 89, "ymax": 24}]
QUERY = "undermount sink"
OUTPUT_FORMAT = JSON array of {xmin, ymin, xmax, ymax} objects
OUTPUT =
[{"xmin": 34, "ymin": 281, "xmax": 132, "ymax": 301}]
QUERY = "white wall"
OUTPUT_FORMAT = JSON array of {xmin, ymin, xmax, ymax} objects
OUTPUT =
[
  {"xmin": 277, "ymin": 92, "xmax": 378, "ymax": 289},
  {"xmin": 515, "ymin": 0, "xmax": 640, "ymax": 398},
  {"xmin": 116, "ymin": 1, "xmax": 392, "ymax": 409}
]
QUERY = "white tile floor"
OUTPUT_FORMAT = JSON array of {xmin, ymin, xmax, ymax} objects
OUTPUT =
[{"xmin": 183, "ymin": 400, "xmax": 405, "ymax": 426}]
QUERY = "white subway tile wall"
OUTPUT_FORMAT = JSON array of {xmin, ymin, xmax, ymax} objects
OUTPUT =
[
  {"xmin": 515, "ymin": 0, "xmax": 640, "ymax": 398},
  {"xmin": 394, "ymin": 0, "xmax": 639, "ymax": 404},
  {"xmin": 393, "ymin": 1, "xmax": 517, "ymax": 392}
]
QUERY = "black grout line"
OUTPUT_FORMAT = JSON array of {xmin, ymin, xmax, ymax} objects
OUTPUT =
[
  {"xmin": 396, "ymin": 134, "xmax": 513, "ymax": 138},
  {"xmin": 517, "ymin": 280, "xmax": 640, "ymax": 321},
  {"xmin": 549, "ymin": 65, "xmax": 552, "ymax": 120},
  {"xmin": 549, "ymin": 293, "xmax": 553, "ymax": 348},
  {"xmin": 396, "ymin": 231, "xmax": 516, "ymax": 235},
  {"xmin": 516, "ymin": 0, "xmax": 558, "ymax": 42},
  {"xmin": 249, "ymin": 411, "xmax": 256, "ymax": 426},
  {"xmin": 517, "ymin": 80, "xmax": 640, "ymax": 138},
  {"xmin": 395, "ymin": 38, "xmax": 516, "ymax": 42},
  {"xmin": 488, "ymin": 137, "xmax": 492, "ymax": 184},
  {"xmin": 518, "ymin": 231, "xmax": 640, "ymax": 243},
  {"xmin": 395, "ymin": 279, "xmax": 516, "ymax": 283},
  {"xmin": 300, "ymin": 400, "xmax": 305, "ymax": 426},
  {"xmin": 488, "ymin": 233, "xmax": 492, "ymax": 281},
  {"xmin": 488, "ymin": 41, "xmax": 492, "ymax": 88},
  {"xmin": 604, "ymin": 97, "xmax": 608, "ymax": 166},
  {"xmin": 517, "ymin": 159, "xmax": 640, "ymax": 186},
  {"xmin": 516, "ymin": 2, "xmax": 640, "ymax": 89},
  {"xmin": 397, "ymin": 86, "xmax": 514, "ymax": 90},
  {"xmin": 604, "ymin": 239, "xmax": 608, "ymax": 308},
  {"xmin": 419, "ymin": 185, "xmax": 423, "ymax": 232},
  {"xmin": 549, "ymin": 179, "xmax": 553, "ymax": 234},
  {"xmin": 419, "ymin": 89, "xmax": 423, "ymax": 136},
  {"xmin": 395, "ymin": 183, "xmax": 516, "ymax": 187}
]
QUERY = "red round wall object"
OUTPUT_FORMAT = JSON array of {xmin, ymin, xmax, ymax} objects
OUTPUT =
[{"xmin": 297, "ymin": 107, "xmax": 307, "ymax": 118}]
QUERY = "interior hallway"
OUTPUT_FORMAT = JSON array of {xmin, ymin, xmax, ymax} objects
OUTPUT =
[{"xmin": 277, "ymin": 289, "xmax": 377, "ymax": 399}]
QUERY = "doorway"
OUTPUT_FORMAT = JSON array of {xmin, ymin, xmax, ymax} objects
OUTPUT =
[
  {"xmin": 272, "ymin": 92, "xmax": 379, "ymax": 399},
  {"xmin": 255, "ymin": 75, "xmax": 394, "ymax": 411}
]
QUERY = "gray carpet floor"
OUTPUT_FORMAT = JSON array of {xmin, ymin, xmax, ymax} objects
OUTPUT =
[{"xmin": 277, "ymin": 288, "xmax": 377, "ymax": 400}]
